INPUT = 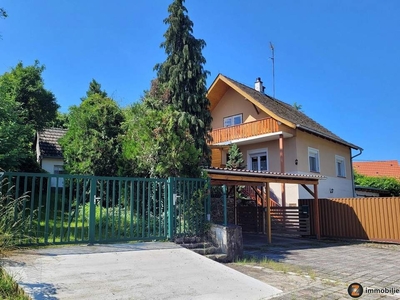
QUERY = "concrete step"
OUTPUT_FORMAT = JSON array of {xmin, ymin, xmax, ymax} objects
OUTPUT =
[
  {"xmin": 192, "ymin": 246, "xmax": 219, "ymax": 255},
  {"xmin": 205, "ymin": 254, "xmax": 229, "ymax": 263},
  {"xmin": 179, "ymin": 242, "xmax": 214, "ymax": 249},
  {"xmin": 175, "ymin": 236, "xmax": 202, "ymax": 244}
]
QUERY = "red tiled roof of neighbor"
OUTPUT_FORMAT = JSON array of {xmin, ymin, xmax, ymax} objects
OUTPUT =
[{"xmin": 353, "ymin": 160, "xmax": 400, "ymax": 179}]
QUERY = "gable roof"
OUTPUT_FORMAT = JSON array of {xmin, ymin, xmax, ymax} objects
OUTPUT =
[
  {"xmin": 207, "ymin": 74, "xmax": 361, "ymax": 150},
  {"xmin": 353, "ymin": 160, "xmax": 400, "ymax": 180},
  {"xmin": 37, "ymin": 128, "xmax": 67, "ymax": 159}
]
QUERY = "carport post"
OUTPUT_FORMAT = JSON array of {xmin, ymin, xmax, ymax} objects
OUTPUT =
[
  {"xmin": 313, "ymin": 184, "xmax": 321, "ymax": 240},
  {"xmin": 222, "ymin": 185, "xmax": 227, "ymax": 226},
  {"xmin": 265, "ymin": 183, "xmax": 271, "ymax": 244}
]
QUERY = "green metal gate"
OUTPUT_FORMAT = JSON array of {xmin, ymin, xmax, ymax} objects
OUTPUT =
[{"xmin": 0, "ymin": 172, "xmax": 210, "ymax": 245}]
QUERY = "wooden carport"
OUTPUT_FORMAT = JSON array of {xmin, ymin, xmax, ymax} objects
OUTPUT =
[{"xmin": 204, "ymin": 167, "xmax": 324, "ymax": 243}]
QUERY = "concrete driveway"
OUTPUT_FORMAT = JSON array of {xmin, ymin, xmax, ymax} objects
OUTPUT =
[{"xmin": 2, "ymin": 242, "xmax": 281, "ymax": 300}]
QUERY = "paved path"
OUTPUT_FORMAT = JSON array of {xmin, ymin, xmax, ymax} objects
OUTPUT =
[
  {"xmin": 240, "ymin": 234, "xmax": 400, "ymax": 299},
  {"xmin": 2, "ymin": 242, "xmax": 281, "ymax": 300}
]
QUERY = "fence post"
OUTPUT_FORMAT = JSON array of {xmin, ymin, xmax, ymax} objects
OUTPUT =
[
  {"xmin": 88, "ymin": 177, "xmax": 96, "ymax": 244},
  {"xmin": 44, "ymin": 175, "xmax": 51, "ymax": 244},
  {"xmin": 167, "ymin": 177, "xmax": 175, "ymax": 240}
]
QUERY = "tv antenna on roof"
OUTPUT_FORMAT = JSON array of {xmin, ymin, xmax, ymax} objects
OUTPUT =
[{"xmin": 270, "ymin": 42, "xmax": 275, "ymax": 98}]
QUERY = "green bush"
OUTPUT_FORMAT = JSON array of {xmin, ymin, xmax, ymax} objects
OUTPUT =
[
  {"xmin": 0, "ymin": 178, "xmax": 32, "ymax": 253},
  {"xmin": 355, "ymin": 172, "xmax": 400, "ymax": 196}
]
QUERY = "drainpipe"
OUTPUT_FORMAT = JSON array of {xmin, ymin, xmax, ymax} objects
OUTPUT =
[{"xmin": 350, "ymin": 148, "xmax": 363, "ymax": 197}]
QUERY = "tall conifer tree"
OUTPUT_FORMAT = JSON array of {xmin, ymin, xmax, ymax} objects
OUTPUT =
[{"xmin": 155, "ymin": 0, "xmax": 212, "ymax": 164}]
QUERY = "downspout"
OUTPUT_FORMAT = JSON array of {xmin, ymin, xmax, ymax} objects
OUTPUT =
[{"xmin": 350, "ymin": 148, "xmax": 363, "ymax": 197}]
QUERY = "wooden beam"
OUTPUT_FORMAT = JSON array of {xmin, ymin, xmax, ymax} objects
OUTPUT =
[
  {"xmin": 252, "ymin": 103, "xmax": 260, "ymax": 115},
  {"xmin": 301, "ymin": 184, "xmax": 315, "ymax": 197},
  {"xmin": 314, "ymin": 184, "xmax": 320, "ymax": 240},
  {"xmin": 211, "ymin": 180, "xmax": 268, "ymax": 186},
  {"xmin": 251, "ymin": 186, "xmax": 262, "ymax": 199},
  {"xmin": 265, "ymin": 183, "xmax": 271, "ymax": 244},
  {"xmin": 262, "ymin": 185, "xmax": 265, "ymax": 234},
  {"xmin": 209, "ymin": 173, "xmax": 319, "ymax": 185}
]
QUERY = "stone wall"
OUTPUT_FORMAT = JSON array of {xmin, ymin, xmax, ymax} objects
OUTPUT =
[{"xmin": 207, "ymin": 224, "xmax": 243, "ymax": 262}]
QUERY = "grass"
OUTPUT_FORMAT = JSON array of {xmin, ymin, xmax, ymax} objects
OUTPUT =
[
  {"xmin": 0, "ymin": 268, "xmax": 30, "ymax": 300},
  {"xmin": 235, "ymin": 255, "xmax": 317, "ymax": 279}
]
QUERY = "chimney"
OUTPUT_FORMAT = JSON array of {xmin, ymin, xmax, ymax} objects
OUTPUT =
[{"xmin": 255, "ymin": 77, "xmax": 265, "ymax": 93}]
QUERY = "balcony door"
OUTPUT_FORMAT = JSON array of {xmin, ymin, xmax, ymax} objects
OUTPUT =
[{"xmin": 248, "ymin": 149, "xmax": 268, "ymax": 171}]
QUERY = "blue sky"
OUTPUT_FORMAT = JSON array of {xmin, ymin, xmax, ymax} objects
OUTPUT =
[{"xmin": 1, "ymin": 1, "xmax": 399, "ymax": 162}]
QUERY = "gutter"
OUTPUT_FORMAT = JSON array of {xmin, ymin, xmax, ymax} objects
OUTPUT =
[{"xmin": 350, "ymin": 148, "xmax": 364, "ymax": 197}]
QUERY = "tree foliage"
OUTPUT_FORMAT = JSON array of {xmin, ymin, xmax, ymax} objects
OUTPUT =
[
  {"xmin": 355, "ymin": 172, "xmax": 400, "ymax": 196},
  {"xmin": 49, "ymin": 111, "xmax": 69, "ymax": 129},
  {"xmin": 60, "ymin": 84, "xmax": 124, "ymax": 176},
  {"xmin": 293, "ymin": 102, "xmax": 303, "ymax": 111},
  {"xmin": 0, "ymin": 61, "xmax": 58, "ymax": 171},
  {"xmin": 121, "ymin": 103, "xmax": 201, "ymax": 178},
  {"xmin": 226, "ymin": 144, "xmax": 245, "ymax": 169},
  {"xmin": 81, "ymin": 79, "xmax": 107, "ymax": 101},
  {"xmin": 0, "ymin": 89, "xmax": 33, "ymax": 171},
  {"xmin": 154, "ymin": 0, "xmax": 212, "ymax": 164},
  {"xmin": 0, "ymin": 61, "xmax": 59, "ymax": 131}
]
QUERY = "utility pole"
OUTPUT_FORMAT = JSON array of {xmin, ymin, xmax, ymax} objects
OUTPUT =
[{"xmin": 270, "ymin": 42, "xmax": 275, "ymax": 98}]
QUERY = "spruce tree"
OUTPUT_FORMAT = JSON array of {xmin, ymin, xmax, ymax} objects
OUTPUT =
[
  {"xmin": 155, "ymin": 0, "xmax": 212, "ymax": 164},
  {"xmin": 226, "ymin": 144, "xmax": 245, "ymax": 169}
]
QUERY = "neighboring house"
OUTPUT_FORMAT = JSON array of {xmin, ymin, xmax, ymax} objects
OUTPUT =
[
  {"xmin": 353, "ymin": 160, "xmax": 400, "ymax": 180},
  {"xmin": 355, "ymin": 185, "xmax": 390, "ymax": 198},
  {"xmin": 207, "ymin": 74, "xmax": 362, "ymax": 205},
  {"xmin": 36, "ymin": 128, "xmax": 67, "ymax": 187}
]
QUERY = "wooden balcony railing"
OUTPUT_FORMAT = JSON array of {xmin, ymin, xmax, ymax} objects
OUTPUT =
[{"xmin": 210, "ymin": 117, "xmax": 279, "ymax": 144}]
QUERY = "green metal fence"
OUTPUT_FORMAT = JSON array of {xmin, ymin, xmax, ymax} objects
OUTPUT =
[{"xmin": 0, "ymin": 172, "xmax": 210, "ymax": 245}]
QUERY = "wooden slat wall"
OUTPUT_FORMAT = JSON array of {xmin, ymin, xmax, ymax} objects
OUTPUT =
[
  {"xmin": 299, "ymin": 198, "xmax": 400, "ymax": 243},
  {"xmin": 211, "ymin": 148, "xmax": 222, "ymax": 168},
  {"xmin": 270, "ymin": 207, "xmax": 310, "ymax": 235},
  {"xmin": 237, "ymin": 206, "xmax": 263, "ymax": 232}
]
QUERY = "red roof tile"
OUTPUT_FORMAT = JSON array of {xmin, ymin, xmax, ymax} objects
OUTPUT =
[{"xmin": 353, "ymin": 160, "xmax": 400, "ymax": 180}]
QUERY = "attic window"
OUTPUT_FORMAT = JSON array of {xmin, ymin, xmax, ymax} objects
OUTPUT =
[{"xmin": 223, "ymin": 114, "xmax": 242, "ymax": 127}]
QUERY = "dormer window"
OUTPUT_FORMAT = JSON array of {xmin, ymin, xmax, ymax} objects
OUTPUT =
[{"xmin": 223, "ymin": 114, "xmax": 242, "ymax": 127}]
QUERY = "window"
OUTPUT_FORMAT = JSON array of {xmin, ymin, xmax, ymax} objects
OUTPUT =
[
  {"xmin": 248, "ymin": 149, "xmax": 268, "ymax": 171},
  {"xmin": 54, "ymin": 165, "xmax": 65, "ymax": 174},
  {"xmin": 308, "ymin": 148, "xmax": 320, "ymax": 173},
  {"xmin": 223, "ymin": 114, "xmax": 242, "ymax": 127},
  {"xmin": 335, "ymin": 155, "xmax": 346, "ymax": 177}
]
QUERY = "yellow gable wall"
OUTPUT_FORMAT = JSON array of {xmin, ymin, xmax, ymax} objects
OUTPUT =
[
  {"xmin": 295, "ymin": 130, "xmax": 352, "ymax": 178},
  {"xmin": 211, "ymin": 88, "xmax": 269, "ymax": 129}
]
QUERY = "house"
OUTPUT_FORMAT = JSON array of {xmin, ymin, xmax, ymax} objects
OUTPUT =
[
  {"xmin": 36, "ymin": 128, "xmax": 67, "ymax": 187},
  {"xmin": 355, "ymin": 185, "xmax": 390, "ymax": 198},
  {"xmin": 207, "ymin": 74, "xmax": 362, "ymax": 206},
  {"xmin": 353, "ymin": 160, "xmax": 400, "ymax": 180}
]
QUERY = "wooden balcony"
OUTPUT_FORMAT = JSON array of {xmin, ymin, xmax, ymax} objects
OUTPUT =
[{"xmin": 210, "ymin": 117, "xmax": 280, "ymax": 144}]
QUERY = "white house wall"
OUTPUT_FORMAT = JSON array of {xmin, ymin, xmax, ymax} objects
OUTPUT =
[{"xmin": 41, "ymin": 158, "xmax": 64, "ymax": 188}]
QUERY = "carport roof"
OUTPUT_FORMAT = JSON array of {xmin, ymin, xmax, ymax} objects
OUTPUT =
[{"xmin": 205, "ymin": 167, "xmax": 325, "ymax": 185}]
